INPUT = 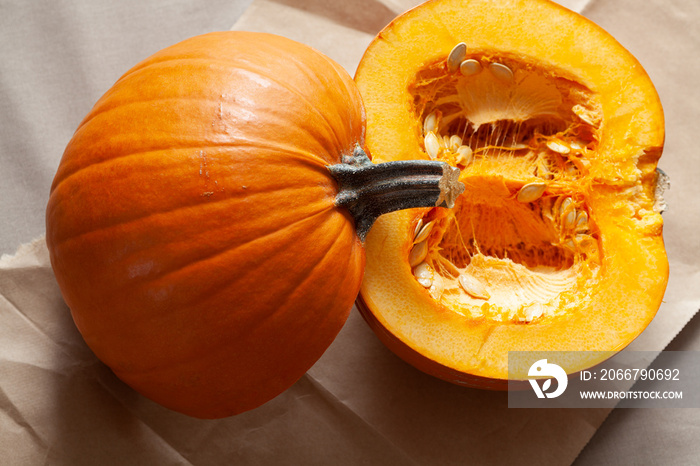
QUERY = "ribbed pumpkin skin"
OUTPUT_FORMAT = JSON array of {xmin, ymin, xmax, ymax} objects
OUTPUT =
[{"xmin": 46, "ymin": 32, "xmax": 366, "ymax": 418}]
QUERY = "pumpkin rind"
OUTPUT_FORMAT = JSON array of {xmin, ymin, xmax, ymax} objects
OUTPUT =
[
  {"xmin": 355, "ymin": 0, "xmax": 667, "ymax": 384},
  {"xmin": 46, "ymin": 31, "xmax": 368, "ymax": 418}
]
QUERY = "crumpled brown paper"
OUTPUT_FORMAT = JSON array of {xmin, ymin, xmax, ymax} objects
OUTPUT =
[{"xmin": 2, "ymin": 0, "xmax": 700, "ymax": 464}]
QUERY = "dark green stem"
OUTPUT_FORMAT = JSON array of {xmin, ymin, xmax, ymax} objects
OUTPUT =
[{"xmin": 328, "ymin": 145, "xmax": 465, "ymax": 242}]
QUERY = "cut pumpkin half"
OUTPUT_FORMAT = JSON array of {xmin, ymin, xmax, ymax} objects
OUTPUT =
[{"xmin": 355, "ymin": 0, "xmax": 667, "ymax": 386}]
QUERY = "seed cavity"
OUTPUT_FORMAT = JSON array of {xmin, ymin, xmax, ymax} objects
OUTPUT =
[
  {"xmin": 409, "ymin": 240, "xmax": 428, "ymax": 267},
  {"xmin": 460, "ymin": 59, "xmax": 482, "ymax": 76},
  {"xmin": 458, "ymin": 273, "xmax": 490, "ymax": 300},
  {"xmin": 517, "ymin": 182, "xmax": 547, "ymax": 203},
  {"xmin": 409, "ymin": 47, "xmax": 603, "ymax": 323},
  {"xmin": 447, "ymin": 42, "xmax": 467, "ymax": 73},
  {"xmin": 424, "ymin": 131, "xmax": 440, "ymax": 160},
  {"xmin": 489, "ymin": 62, "xmax": 514, "ymax": 82}
]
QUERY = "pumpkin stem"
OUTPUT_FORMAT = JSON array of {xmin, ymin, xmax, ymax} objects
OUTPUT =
[{"xmin": 329, "ymin": 144, "xmax": 465, "ymax": 241}]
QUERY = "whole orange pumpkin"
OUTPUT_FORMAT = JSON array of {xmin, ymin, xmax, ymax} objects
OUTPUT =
[{"xmin": 46, "ymin": 31, "xmax": 462, "ymax": 418}]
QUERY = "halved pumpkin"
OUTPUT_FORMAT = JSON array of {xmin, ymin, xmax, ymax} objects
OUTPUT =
[{"xmin": 355, "ymin": 0, "xmax": 667, "ymax": 385}]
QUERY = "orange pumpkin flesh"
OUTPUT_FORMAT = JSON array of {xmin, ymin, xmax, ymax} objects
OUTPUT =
[
  {"xmin": 355, "ymin": 0, "xmax": 667, "ymax": 385},
  {"xmin": 47, "ymin": 31, "xmax": 463, "ymax": 418}
]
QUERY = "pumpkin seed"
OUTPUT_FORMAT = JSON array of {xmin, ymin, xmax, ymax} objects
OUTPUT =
[
  {"xmin": 417, "ymin": 277, "xmax": 432, "ymax": 288},
  {"xmin": 409, "ymin": 240, "xmax": 428, "ymax": 267},
  {"xmin": 424, "ymin": 131, "xmax": 440, "ymax": 160},
  {"xmin": 563, "ymin": 207, "xmax": 577, "ymax": 230},
  {"xmin": 449, "ymin": 135, "xmax": 463, "ymax": 152},
  {"xmin": 569, "ymin": 140, "xmax": 584, "ymax": 151},
  {"xmin": 546, "ymin": 140, "xmax": 570, "ymax": 154},
  {"xmin": 413, "ymin": 218, "xmax": 424, "ymax": 239},
  {"xmin": 575, "ymin": 233, "xmax": 593, "ymax": 245},
  {"xmin": 413, "ymin": 262, "xmax": 433, "ymax": 288},
  {"xmin": 575, "ymin": 211, "xmax": 589, "ymax": 231},
  {"xmin": 524, "ymin": 303, "xmax": 544, "ymax": 322},
  {"xmin": 458, "ymin": 273, "xmax": 490, "ymax": 300},
  {"xmin": 447, "ymin": 42, "xmax": 467, "ymax": 73},
  {"xmin": 460, "ymin": 58, "xmax": 482, "ymax": 76},
  {"xmin": 423, "ymin": 111, "xmax": 437, "ymax": 135},
  {"xmin": 556, "ymin": 196, "xmax": 576, "ymax": 231},
  {"xmin": 517, "ymin": 182, "xmax": 547, "ymax": 203},
  {"xmin": 414, "ymin": 220, "xmax": 435, "ymax": 244},
  {"xmin": 456, "ymin": 145, "xmax": 473, "ymax": 165},
  {"xmin": 413, "ymin": 261, "xmax": 433, "ymax": 279},
  {"xmin": 559, "ymin": 196, "xmax": 572, "ymax": 214},
  {"xmin": 551, "ymin": 196, "xmax": 564, "ymax": 219},
  {"xmin": 489, "ymin": 62, "xmax": 514, "ymax": 82}
]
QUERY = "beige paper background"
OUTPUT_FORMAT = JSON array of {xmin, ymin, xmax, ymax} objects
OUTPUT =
[{"xmin": 1, "ymin": 0, "xmax": 699, "ymax": 464}]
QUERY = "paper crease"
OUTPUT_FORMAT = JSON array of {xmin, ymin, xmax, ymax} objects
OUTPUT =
[{"xmin": 302, "ymin": 372, "xmax": 422, "ymax": 466}]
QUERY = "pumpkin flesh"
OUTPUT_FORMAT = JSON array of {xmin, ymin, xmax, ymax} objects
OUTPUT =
[{"xmin": 355, "ymin": 0, "xmax": 667, "ymax": 384}]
